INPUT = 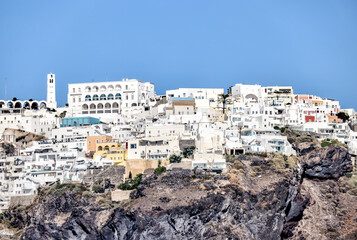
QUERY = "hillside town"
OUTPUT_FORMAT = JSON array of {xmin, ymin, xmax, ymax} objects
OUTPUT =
[{"xmin": 0, "ymin": 73, "xmax": 356, "ymax": 211}]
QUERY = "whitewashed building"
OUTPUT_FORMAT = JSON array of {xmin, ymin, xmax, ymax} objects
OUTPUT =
[{"xmin": 67, "ymin": 78, "xmax": 155, "ymax": 116}]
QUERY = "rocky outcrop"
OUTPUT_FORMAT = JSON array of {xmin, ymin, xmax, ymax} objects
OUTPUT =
[
  {"xmin": 1, "ymin": 131, "xmax": 356, "ymax": 240},
  {"xmin": 301, "ymin": 145, "xmax": 353, "ymax": 179},
  {"xmin": 18, "ymin": 169, "xmax": 296, "ymax": 240}
]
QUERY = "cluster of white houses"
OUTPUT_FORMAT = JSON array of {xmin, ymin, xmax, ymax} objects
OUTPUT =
[{"xmin": 0, "ymin": 73, "xmax": 356, "ymax": 211}]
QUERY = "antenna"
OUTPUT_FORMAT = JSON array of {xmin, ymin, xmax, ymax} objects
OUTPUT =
[{"xmin": 4, "ymin": 77, "xmax": 7, "ymax": 101}]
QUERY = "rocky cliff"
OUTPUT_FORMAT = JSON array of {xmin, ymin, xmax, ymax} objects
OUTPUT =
[{"xmin": 1, "ymin": 130, "xmax": 356, "ymax": 240}]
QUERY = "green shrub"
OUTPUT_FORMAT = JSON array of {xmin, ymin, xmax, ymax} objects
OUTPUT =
[
  {"xmin": 118, "ymin": 174, "xmax": 143, "ymax": 190},
  {"xmin": 169, "ymin": 154, "xmax": 182, "ymax": 163},
  {"xmin": 321, "ymin": 141, "xmax": 330, "ymax": 148},
  {"xmin": 321, "ymin": 139, "xmax": 345, "ymax": 148},
  {"xmin": 183, "ymin": 146, "xmax": 195, "ymax": 158},
  {"xmin": 51, "ymin": 183, "xmax": 77, "ymax": 195},
  {"xmin": 154, "ymin": 166, "xmax": 166, "ymax": 175},
  {"xmin": 92, "ymin": 184, "xmax": 104, "ymax": 193},
  {"xmin": 82, "ymin": 191, "xmax": 92, "ymax": 198},
  {"xmin": 96, "ymin": 197, "xmax": 112, "ymax": 207}
]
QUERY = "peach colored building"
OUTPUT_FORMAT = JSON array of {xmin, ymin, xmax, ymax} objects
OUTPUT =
[
  {"xmin": 86, "ymin": 135, "xmax": 112, "ymax": 152},
  {"xmin": 326, "ymin": 114, "xmax": 342, "ymax": 123}
]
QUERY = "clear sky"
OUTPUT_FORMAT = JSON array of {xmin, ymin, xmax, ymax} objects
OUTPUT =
[{"xmin": 0, "ymin": 0, "xmax": 356, "ymax": 108}]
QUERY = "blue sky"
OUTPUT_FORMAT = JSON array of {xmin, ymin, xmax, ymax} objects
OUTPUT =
[{"xmin": 0, "ymin": 0, "xmax": 356, "ymax": 108}]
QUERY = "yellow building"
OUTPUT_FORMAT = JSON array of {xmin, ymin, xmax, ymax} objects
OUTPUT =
[{"xmin": 93, "ymin": 142, "xmax": 127, "ymax": 166}]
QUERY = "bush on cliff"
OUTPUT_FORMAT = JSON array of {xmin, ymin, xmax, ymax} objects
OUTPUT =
[
  {"xmin": 154, "ymin": 166, "xmax": 166, "ymax": 175},
  {"xmin": 118, "ymin": 174, "xmax": 143, "ymax": 190},
  {"xmin": 154, "ymin": 160, "xmax": 166, "ymax": 175},
  {"xmin": 321, "ymin": 139, "xmax": 346, "ymax": 148},
  {"xmin": 50, "ymin": 183, "xmax": 87, "ymax": 196},
  {"xmin": 92, "ymin": 184, "xmax": 104, "ymax": 193}
]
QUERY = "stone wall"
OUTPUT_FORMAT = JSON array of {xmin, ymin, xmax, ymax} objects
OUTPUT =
[
  {"xmin": 111, "ymin": 190, "xmax": 132, "ymax": 202},
  {"xmin": 83, "ymin": 165, "xmax": 125, "ymax": 187},
  {"xmin": 125, "ymin": 159, "xmax": 169, "ymax": 178},
  {"xmin": 9, "ymin": 195, "xmax": 35, "ymax": 208}
]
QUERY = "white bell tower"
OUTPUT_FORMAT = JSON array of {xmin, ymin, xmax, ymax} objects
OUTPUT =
[{"xmin": 47, "ymin": 73, "xmax": 57, "ymax": 109}]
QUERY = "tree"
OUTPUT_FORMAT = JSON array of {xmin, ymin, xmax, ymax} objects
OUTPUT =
[
  {"xmin": 183, "ymin": 146, "xmax": 195, "ymax": 158},
  {"xmin": 337, "ymin": 112, "xmax": 349, "ymax": 122},
  {"xmin": 59, "ymin": 111, "xmax": 67, "ymax": 118},
  {"xmin": 169, "ymin": 154, "xmax": 182, "ymax": 163},
  {"xmin": 217, "ymin": 93, "xmax": 231, "ymax": 114}
]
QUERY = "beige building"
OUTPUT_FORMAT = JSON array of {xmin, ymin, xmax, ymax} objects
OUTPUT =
[{"xmin": 168, "ymin": 98, "xmax": 195, "ymax": 115}]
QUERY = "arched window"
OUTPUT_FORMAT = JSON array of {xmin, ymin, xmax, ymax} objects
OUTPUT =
[
  {"xmin": 15, "ymin": 102, "xmax": 22, "ymax": 108},
  {"xmin": 39, "ymin": 102, "xmax": 46, "ymax": 109},
  {"xmin": 31, "ymin": 102, "xmax": 38, "ymax": 110},
  {"xmin": 23, "ymin": 102, "xmax": 30, "ymax": 109},
  {"xmin": 108, "ymin": 94, "xmax": 114, "ymax": 100},
  {"xmin": 113, "ymin": 102, "xmax": 119, "ymax": 108},
  {"xmin": 100, "ymin": 94, "xmax": 106, "ymax": 100},
  {"xmin": 115, "ymin": 93, "xmax": 121, "ymax": 100},
  {"xmin": 93, "ymin": 94, "xmax": 99, "ymax": 101},
  {"xmin": 97, "ymin": 103, "xmax": 103, "ymax": 109},
  {"xmin": 85, "ymin": 95, "xmax": 91, "ymax": 101}
]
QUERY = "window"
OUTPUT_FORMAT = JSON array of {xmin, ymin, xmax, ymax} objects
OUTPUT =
[
  {"xmin": 85, "ymin": 95, "xmax": 91, "ymax": 101},
  {"xmin": 93, "ymin": 94, "xmax": 99, "ymax": 101},
  {"xmin": 100, "ymin": 94, "xmax": 106, "ymax": 100},
  {"xmin": 108, "ymin": 94, "xmax": 114, "ymax": 100},
  {"xmin": 115, "ymin": 93, "xmax": 121, "ymax": 100}
]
